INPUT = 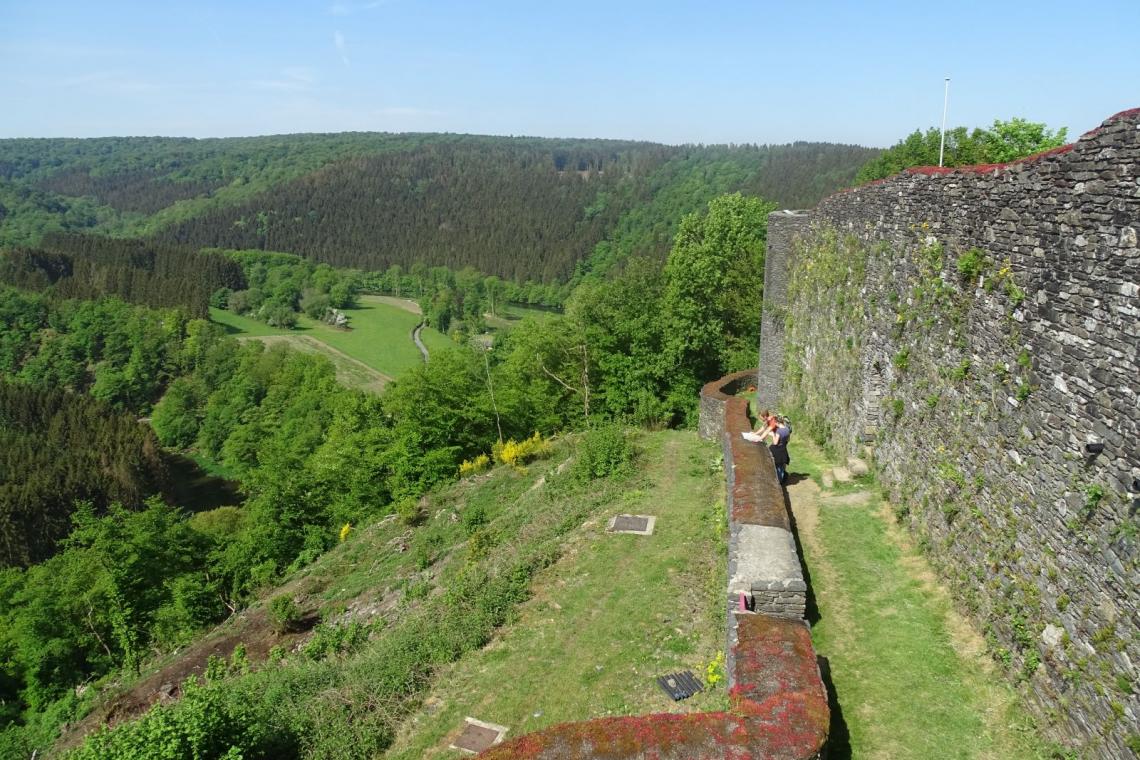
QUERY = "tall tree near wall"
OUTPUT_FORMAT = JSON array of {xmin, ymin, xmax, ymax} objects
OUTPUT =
[{"xmin": 661, "ymin": 192, "xmax": 776, "ymax": 418}]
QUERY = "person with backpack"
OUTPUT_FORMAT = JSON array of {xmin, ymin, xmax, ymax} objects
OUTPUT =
[
  {"xmin": 769, "ymin": 415, "xmax": 791, "ymax": 486},
  {"xmin": 742, "ymin": 411, "xmax": 792, "ymax": 486}
]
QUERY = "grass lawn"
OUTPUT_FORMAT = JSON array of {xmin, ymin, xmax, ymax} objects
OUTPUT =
[
  {"xmin": 209, "ymin": 306, "xmax": 291, "ymax": 337},
  {"xmin": 209, "ymin": 295, "xmax": 452, "ymax": 378},
  {"xmin": 483, "ymin": 303, "xmax": 561, "ymax": 331},
  {"xmin": 385, "ymin": 430, "xmax": 727, "ymax": 758},
  {"xmin": 787, "ymin": 438, "xmax": 1051, "ymax": 759}
]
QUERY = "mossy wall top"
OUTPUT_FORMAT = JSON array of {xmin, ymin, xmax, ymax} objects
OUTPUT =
[{"xmin": 774, "ymin": 109, "xmax": 1139, "ymax": 756}]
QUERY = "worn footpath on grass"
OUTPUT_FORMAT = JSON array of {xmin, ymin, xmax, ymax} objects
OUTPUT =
[
  {"xmin": 384, "ymin": 431, "xmax": 728, "ymax": 759},
  {"xmin": 250, "ymin": 334, "xmax": 393, "ymax": 394},
  {"xmin": 788, "ymin": 438, "xmax": 1050, "ymax": 759}
]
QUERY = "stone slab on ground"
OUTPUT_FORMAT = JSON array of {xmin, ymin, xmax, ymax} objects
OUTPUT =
[
  {"xmin": 606, "ymin": 514, "xmax": 657, "ymax": 535},
  {"xmin": 831, "ymin": 466, "xmax": 852, "ymax": 483},
  {"xmin": 822, "ymin": 470, "xmax": 834, "ymax": 489},
  {"xmin": 451, "ymin": 717, "xmax": 509, "ymax": 754},
  {"xmin": 820, "ymin": 491, "xmax": 871, "ymax": 507},
  {"xmin": 847, "ymin": 457, "xmax": 870, "ymax": 477}
]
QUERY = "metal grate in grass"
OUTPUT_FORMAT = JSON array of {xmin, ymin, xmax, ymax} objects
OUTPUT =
[
  {"xmin": 450, "ymin": 717, "xmax": 509, "ymax": 754},
  {"xmin": 656, "ymin": 670, "xmax": 703, "ymax": 701}
]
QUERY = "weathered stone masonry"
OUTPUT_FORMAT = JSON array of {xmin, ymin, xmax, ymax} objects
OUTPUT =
[{"xmin": 766, "ymin": 109, "xmax": 1140, "ymax": 756}]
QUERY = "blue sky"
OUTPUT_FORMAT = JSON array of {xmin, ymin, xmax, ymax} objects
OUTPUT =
[{"xmin": 2, "ymin": 0, "xmax": 1137, "ymax": 146}]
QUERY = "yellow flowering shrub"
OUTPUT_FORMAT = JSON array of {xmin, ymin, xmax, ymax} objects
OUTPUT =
[
  {"xmin": 706, "ymin": 651, "xmax": 726, "ymax": 688},
  {"xmin": 338, "ymin": 523, "xmax": 352, "ymax": 542},
  {"xmin": 491, "ymin": 432, "xmax": 551, "ymax": 468},
  {"xmin": 459, "ymin": 453, "xmax": 490, "ymax": 478}
]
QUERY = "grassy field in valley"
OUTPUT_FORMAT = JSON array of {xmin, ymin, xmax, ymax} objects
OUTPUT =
[
  {"xmin": 483, "ymin": 303, "xmax": 561, "ymax": 332},
  {"xmin": 786, "ymin": 438, "xmax": 1052, "ymax": 759},
  {"xmin": 210, "ymin": 295, "xmax": 453, "ymax": 382}
]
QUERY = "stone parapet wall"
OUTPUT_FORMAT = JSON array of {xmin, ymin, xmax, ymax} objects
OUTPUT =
[
  {"xmin": 480, "ymin": 375, "xmax": 828, "ymax": 759},
  {"xmin": 772, "ymin": 108, "xmax": 1140, "ymax": 755}
]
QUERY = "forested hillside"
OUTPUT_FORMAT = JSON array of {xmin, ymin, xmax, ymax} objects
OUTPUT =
[
  {"xmin": 0, "ymin": 234, "xmax": 245, "ymax": 317},
  {"xmin": 0, "ymin": 133, "xmax": 877, "ymax": 281},
  {"xmin": 0, "ymin": 381, "xmax": 168, "ymax": 567}
]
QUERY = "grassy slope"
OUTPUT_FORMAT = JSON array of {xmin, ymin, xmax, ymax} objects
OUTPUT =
[
  {"xmin": 386, "ymin": 430, "xmax": 727, "ymax": 758},
  {"xmin": 787, "ymin": 438, "xmax": 1050, "ymax": 759},
  {"xmin": 58, "ymin": 430, "xmax": 727, "ymax": 758},
  {"xmin": 209, "ymin": 295, "xmax": 452, "ymax": 379}
]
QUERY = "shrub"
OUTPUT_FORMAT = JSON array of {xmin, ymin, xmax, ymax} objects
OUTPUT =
[
  {"xmin": 267, "ymin": 595, "xmax": 300, "ymax": 634},
  {"xmin": 1004, "ymin": 279, "xmax": 1026, "ymax": 307},
  {"xmin": 491, "ymin": 432, "xmax": 552, "ymax": 468},
  {"xmin": 1081, "ymin": 484, "xmax": 1105, "ymax": 521},
  {"xmin": 572, "ymin": 424, "xmax": 634, "ymax": 482},
  {"xmin": 462, "ymin": 503, "xmax": 488, "ymax": 536},
  {"xmin": 302, "ymin": 620, "xmax": 371, "ymax": 661},
  {"xmin": 458, "ymin": 453, "xmax": 490, "ymax": 477},
  {"xmin": 705, "ymin": 651, "xmax": 726, "ymax": 688},
  {"xmin": 394, "ymin": 497, "xmax": 423, "ymax": 526},
  {"xmin": 892, "ymin": 349, "xmax": 910, "ymax": 372},
  {"xmin": 955, "ymin": 248, "xmax": 988, "ymax": 283}
]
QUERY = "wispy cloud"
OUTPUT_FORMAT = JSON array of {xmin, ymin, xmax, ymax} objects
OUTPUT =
[
  {"xmin": 333, "ymin": 31, "xmax": 350, "ymax": 67},
  {"xmin": 56, "ymin": 70, "xmax": 160, "ymax": 94},
  {"xmin": 248, "ymin": 67, "xmax": 317, "ymax": 92},
  {"xmin": 328, "ymin": 0, "xmax": 386, "ymax": 16}
]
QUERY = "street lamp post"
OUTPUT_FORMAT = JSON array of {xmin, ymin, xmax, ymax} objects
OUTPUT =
[{"xmin": 939, "ymin": 77, "xmax": 951, "ymax": 167}]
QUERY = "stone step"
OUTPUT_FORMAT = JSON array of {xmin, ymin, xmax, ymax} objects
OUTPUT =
[
  {"xmin": 846, "ymin": 457, "xmax": 869, "ymax": 477},
  {"xmin": 831, "ymin": 466, "xmax": 852, "ymax": 483},
  {"xmin": 820, "ymin": 491, "xmax": 871, "ymax": 507},
  {"xmin": 822, "ymin": 470, "xmax": 834, "ymax": 489}
]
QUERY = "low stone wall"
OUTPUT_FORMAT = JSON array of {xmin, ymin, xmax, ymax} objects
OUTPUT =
[
  {"xmin": 696, "ymin": 368, "xmax": 756, "ymax": 441},
  {"xmin": 701, "ymin": 371, "xmax": 805, "ymax": 620},
  {"xmin": 479, "ymin": 374, "xmax": 828, "ymax": 759}
]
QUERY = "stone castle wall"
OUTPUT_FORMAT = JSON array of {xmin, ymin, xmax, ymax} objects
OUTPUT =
[{"xmin": 766, "ymin": 109, "xmax": 1140, "ymax": 756}]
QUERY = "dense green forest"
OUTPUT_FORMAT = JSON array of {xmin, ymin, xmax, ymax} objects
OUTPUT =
[
  {"xmin": 0, "ymin": 381, "xmax": 168, "ymax": 567},
  {"xmin": 0, "ymin": 234, "xmax": 245, "ymax": 318},
  {"xmin": 0, "ymin": 133, "xmax": 877, "ymax": 283},
  {"xmin": 157, "ymin": 139, "xmax": 876, "ymax": 281}
]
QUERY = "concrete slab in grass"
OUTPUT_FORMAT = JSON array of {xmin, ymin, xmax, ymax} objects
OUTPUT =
[{"xmin": 606, "ymin": 514, "xmax": 657, "ymax": 535}]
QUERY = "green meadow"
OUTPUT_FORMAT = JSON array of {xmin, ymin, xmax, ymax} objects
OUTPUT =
[{"xmin": 210, "ymin": 295, "xmax": 453, "ymax": 380}]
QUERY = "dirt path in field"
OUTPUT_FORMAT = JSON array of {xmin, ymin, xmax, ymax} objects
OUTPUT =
[
  {"xmin": 367, "ymin": 295, "xmax": 422, "ymax": 315},
  {"xmin": 240, "ymin": 334, "xmax": 394, "ymax": 392}
]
